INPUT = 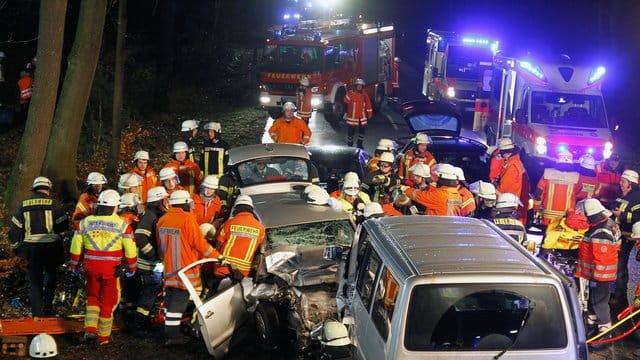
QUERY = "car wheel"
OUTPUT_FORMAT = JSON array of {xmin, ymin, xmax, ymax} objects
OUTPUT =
[{"xmin": 255, "ymin": 302, "xmax": 280, "ymax": 349}]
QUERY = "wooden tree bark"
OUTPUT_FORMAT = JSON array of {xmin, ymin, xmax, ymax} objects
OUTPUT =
[
  {"xmin": 4, "ymin": 0, "xmax": 67, "ymax": 211},
  {"xmin": 42, "ymin": 0, "xmax": 109, "ymax": 202},
  {"xmin": 106, "ymin": 0, "xmax": 128, "ymax": 179}
]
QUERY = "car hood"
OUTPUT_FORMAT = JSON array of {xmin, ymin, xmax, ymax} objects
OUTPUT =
[{"xmin": 264, "ymin": 245, "xmax": 343, "ymax": 287}]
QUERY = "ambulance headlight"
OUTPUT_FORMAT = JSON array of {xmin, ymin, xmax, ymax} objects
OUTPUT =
[
  {"xmin": 260, "ymin": 96, "xmax": 271, "ymax": 105},
  {"xmin": 447, "ymin": 87, "xmax": 455, "ymax": 98},
  {"xmin": 535, "ymin": 137, "xmax": 547, "ymax": 155},
  {"xmin": 603, "ymin": 141, "xmax": 613, "ymax": 159},
  {"xmin": 311, "ymin": 97, "xmax": 322, "ymax": 107}
]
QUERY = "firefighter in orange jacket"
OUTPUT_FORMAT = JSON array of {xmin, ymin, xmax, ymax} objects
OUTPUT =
[
  {"xmin": 156, "ymin": 190, "xmax": 222, "ymax": 346},
  {"xmin": 398, "ymin": 132, "xmax": 437, "ymax": 179},
  {"xmin": 18, "ymin": 70, "xmax": 32, "ymax": 104},
  {"xmin": 402, "ymin": 163, "xmax": 462, "ymax": 216},
  {"xmin": 344, "ymin": 78, "xmax": 372, "ymax": 148},
  {"xmin": 163, "ymin": 141, "xmax": 203, "ymax": 195},
  {"xmin": 69, "ymin": 190, "xmax": 137, "ymax": 345},
  {"xmin": 269, "ymin": 102, "xmax": 312, "ymax": 145},
  {"xmin": 495, "ymin": 139, "xmax": 530, "ymax": 224},
  {"xmin": 486, "ymin": 146, "xmax": 504, "ymax": 183},
  {"xmin": 367, "ymin": 138, "xmax": 395, "ymax": 174},
  {"xmin": 158, "ymin": 167, "xmax": 184, "ymax": 196},
  {"xmin": 129, "ymin": 150, "xmax": 159, "ymax": 203},
  {"xmin": 576, "ymin": 199, "xmax": 621, "ymax": 338},
  {"xmin": 453, "ymin": 167, "xmax": 476, "ymax": 217},
  {"xmin": 575, "ymin": 155, "xmax": 599, "ymax": 201},
  {"xmin": 532, "ymin": 152, "xmax": 579, "ymax": 227},
  {"xmin": 215, "ymin": 195, "xmax": 266, "ymax": 278},
  {"xmin": 296, "ymin": 77, "xmax": 313, "ymax": 123},
  {"xmin": 72, "ymin": 172, "xmax": 107, "ymax": 229},
  {"xmin": 193, "ymin": 175, "xmax": 223, "ymax": 225},
  {"xmin": 595, "ymin": 153, "xmax": 624, "ymax": 208}
]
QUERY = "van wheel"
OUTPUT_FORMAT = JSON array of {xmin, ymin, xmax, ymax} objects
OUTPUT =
[{"xmin": 255, "ymin": 302, "xmax": 280, "ymax": 349}]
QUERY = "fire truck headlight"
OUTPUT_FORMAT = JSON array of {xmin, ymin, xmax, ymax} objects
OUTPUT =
[
  {"xmin": 535, "ymin": 137, "xmax": 547, "ymax": 155},
  {"xmin": 311, "ymin": 97, "xmax": 323, "ymax": 107},
  {"xmin": 260, "ymin": 96, "xmax": 271, "ymax": 105},
  {"xmin": 447, "ymin": 87, "xmax": 456, "ymax": 98},
  {"xmin": 311, "ymin": 86, "xmax": 319, "ymax": 93}
]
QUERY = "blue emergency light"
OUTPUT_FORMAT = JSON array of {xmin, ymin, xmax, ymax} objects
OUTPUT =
[
  {"xmin": 588, "ymin": 66, "xmax": 606, "ymax": 85},
  {"xmin": 518, "ymin": 60, "xmax": 546, "ymax": 81},
  {"xmin": 556, "ymin": 144, "xmax": 568, "ymax": 154}
]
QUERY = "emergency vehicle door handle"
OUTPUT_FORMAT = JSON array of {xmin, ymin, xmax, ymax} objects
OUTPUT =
[{"xmin": 205, "ymin": 310, "xmax": 214, "ymax": 319}]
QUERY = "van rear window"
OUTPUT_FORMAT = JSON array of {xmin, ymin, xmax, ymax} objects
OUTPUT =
[{"xmin": 405, "ymin": 284, "xmax": 567, "ymax": 351}]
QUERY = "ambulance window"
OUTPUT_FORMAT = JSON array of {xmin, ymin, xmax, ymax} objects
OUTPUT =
[
  {"xmin": 356, "ymin": 243, "xmax": 382, "ymax": 312},
  {"xmin": 371, "ymin": 267, "xmax": 399, "ymax": 341}
]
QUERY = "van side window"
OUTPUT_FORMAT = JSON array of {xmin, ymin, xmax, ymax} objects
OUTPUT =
[
  {"xmin": 371, "ymin": 267, "xmax": 399, "ymax": 341},
  {"xmin": 356, "ymin": 244, "xmax": 382, "ymax": 311}
]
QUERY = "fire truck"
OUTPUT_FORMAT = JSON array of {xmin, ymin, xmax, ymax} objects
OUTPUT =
[
  {"xmin": 422, "ymin": 30, "xmax": 499, "ymax": 117},
  {"xmin": 487, "ymin": 54, "xmax": 612, "ymax": 169},
  {"xmin": 259, "ymin": 18, "xmax": 398, "ymax": 121}
]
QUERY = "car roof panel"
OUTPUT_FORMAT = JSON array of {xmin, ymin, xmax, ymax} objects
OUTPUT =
[
  {"xmin": 228, "ymin": 143, "xmax": 310, "ymax": 165},
  {"xmin": 251, "ymin": 192, "xmax": 352, "ymax": 228}
]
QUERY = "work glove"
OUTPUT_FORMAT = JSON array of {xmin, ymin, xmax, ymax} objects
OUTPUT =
[
  {"xmin": 635, "ymin": 296, "xmax": 640, "ymax": 309},
  {"xmin": 153, "ymin": 262, "xmax": 165, "ymax": 273},
  {"xmin": 125, "ymin": 271, "xmax": 136, "ymax": 278},
  {"xmin": 372, "ymin": 174, "xmax": 387, "ymax": 185}
]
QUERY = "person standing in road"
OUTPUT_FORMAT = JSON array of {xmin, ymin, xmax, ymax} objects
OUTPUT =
[
  {"xmin": 129, "ymin": 150, "xmax": 159, "ymax": 204},
  {"xmin": 269, "ymin": 102, "xmax": 312, "ymax": 145},
  {"xmin": 72, "ymin": 172, "xmax": 107, "ymax": 229},
  {"xmin": 296, "ymin": 77, "xmax": 313, "ymax": 124},
  {"xmin": 163, "ymin": 141, "xmax": 203, "ymax": 195},
  {"xmin": 576, "ymin": 198, "xmax": 621, "ymax": 343},
  {"xmin": 199, "ymin": 122, "xmax": 229, "ymax": 178},
  {"xmin": 344, "ymin": 78, "xmax": 372, "ymax": 149},
  {"xmin": 156, "ymin": 190, "xmax": 222, "ymax": 346},
  {"xmin": 69, "ymin": 190, "xmax": 137, "ymax": 345},
  {"xmin": 180, "ymin": 119, "xmax": 199, "ymax": 162},
  {"xmin": 8, "ymin": 177, "xmax": 68, "ymax": 317},
  {"xmin": 494, "ymin": 138, "xmax": 530, "ymax": 225}
]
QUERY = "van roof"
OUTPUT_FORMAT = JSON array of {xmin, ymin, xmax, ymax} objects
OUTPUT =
[{"xmin": 363, "ymin": 215, "xmax": 549, "ymax": 278}]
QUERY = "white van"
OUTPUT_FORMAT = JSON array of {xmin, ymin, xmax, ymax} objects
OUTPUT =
[{"xmin": 333, "ymin": 215, "xmax": 588, "ymax": 359}]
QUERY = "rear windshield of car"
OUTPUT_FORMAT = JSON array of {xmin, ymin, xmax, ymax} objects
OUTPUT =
[
  {"xmin": 267, "ymin": 219, "xmax": 354, "ymax": 247},
  {"xmin": 407, "ymin": 113, "xmax": 458, "ymax": 134},
  {"xmin": 236, "ymin": 157, "xmax": 310, "ymax": 186},
  {"xmin": 405, "ymin": 284, "xmax": 567, "ymax": 351}
]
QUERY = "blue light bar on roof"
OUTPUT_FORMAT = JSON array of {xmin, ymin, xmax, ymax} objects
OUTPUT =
[
  {"xmin": 518, "ymin": 60, "xmax": 546, "ymax": 81},
  {"xmin": 588, "ymin": 66, "xmax": 606, "ymax": 85}
]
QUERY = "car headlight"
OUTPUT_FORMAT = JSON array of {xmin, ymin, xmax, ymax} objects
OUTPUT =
[
  {"xmin": 446, "ymin": 87, "xmax": 455, "ymax": 98},
  {"xmin": 535, "ymin": 137, "xmax": 547, "ymax": 155},
  {"xmin": 260, "ymin": 96, "xmax": 271, "ymax": 105}
]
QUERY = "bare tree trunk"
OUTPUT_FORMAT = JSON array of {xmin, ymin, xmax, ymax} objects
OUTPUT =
[
  {"xmin": 4, "ymin": 0, "xmax": 67, "ymax": 211},
  {"xmin": 106, "ymin": 0, "xmax": 127, "ymax": 179},
  {"xmin": 42, "ymin": 0, "xmax": 108, "ymax": 202}
]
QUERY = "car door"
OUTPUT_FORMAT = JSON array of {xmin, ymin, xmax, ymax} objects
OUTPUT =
[{"xmin": 178, "ymin": 259, "xmax": 250, "ymax": 358}]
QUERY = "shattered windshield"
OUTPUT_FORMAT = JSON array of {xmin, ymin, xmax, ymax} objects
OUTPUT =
[
  {"xmin": 236, "ymin": 157, "xmax": 310, "ymax": 186},
  {"xmin": 405, "ymin": 284, "xmax": 567, "ymax": 351},
  {"xmin": 530, "ymin": 91, "xmax": 608, "ymax": 128},
  {"xmin": 267, "ymin": 219, "xmax": 354, "ymax": 248}
]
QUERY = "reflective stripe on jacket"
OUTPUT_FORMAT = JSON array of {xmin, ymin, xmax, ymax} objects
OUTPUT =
[
  {"xmin": 398, "ymin": 149, "xmax": 436, "ymax": 179},
  {"xmin": 576, "ymin": 218, "xmax": 621, "ymax": 282},
  {"xmin": 344, "ymin": 90, "xmax": 372, "ymax": 125},
  {"xmin": 163, "ymin": 159, "xmax": 203, "ymax": 195},
  {"xmin": 72, "ymin": 192, "xmax": 98, "ymax": 230},
  {"xmin": 532, "ymin": 168, "xmax": 578, "ymax": 225},
  {"xmin": 215, "ymin": 212, "xmax": 266, "ymax": 277},
  {"xmin": 8, "ymin": 192, "xmax": 68, "ymax": 246}
]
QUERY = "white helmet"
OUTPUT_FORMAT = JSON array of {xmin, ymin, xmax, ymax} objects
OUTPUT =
[
  {"xmin": 97, "ymin": 189, "xmax": 121, "ymax": 207},
  {"xmin": 452, "ymin": 166, "xmax": 465, "ymax": 181},
  {"xmin": 379, "ymin": 152, "xmax": 394, "ymax": 164},
  {"xmin": 307, "ymin": 187, "xmax": 330, "ymax": 205},
  {"xmin": 343, "ymin": 171, "xmax": 360, "ymax": 184},
  {"xmin": 173, "ymin": 141, "xmax": 189, "ymax": 153},
  {"xmin": 181, "ymin": 119, "xmax": 199, "ymax": 131},
  {"xmin": 320, "ymin": 320, "xmax": 350, "ymax": 347},
  {"xmin": 498, "ymin": 138, "xmax": 514, "ymax": 151},
  {"xmin": 579, "ymin": 155, "xmax": 596, "ymax": 170},
  {"xmin": 415, "ymin": 132, "xmax": 430, "ymax": 145},
  {"xmin": 363, "ymin": 202, "xmax": 384, "ymax": 218},
  {"xmin": 469, "ymin": 180, "xmax": 497, "ymax": 200},
  {"xmin": 169, "ymin": 190, "xmax": 193, "ymax": 205},
  {"xmin": 200, "ymin": 223, "xmax": 216, "ymax": 238},
  {"xmin": 622, "ymin": 169, "xmax": 639, "ymax": 184},
  {"xmin": 376, "ymin": 138, "xmax": 395, "ymax": 151},
  {"xmin": 632, "ymin": 222, "xmax": 640, "ymax": 239},
  {"xmin": 146, "ymin": 186, "xmax": 169, "ymax": 203},
  {"xmin": 435, "ymin": 163, "xmax": 457, "ymax": 180},
  {"xmin": 303, "ymin": 184, "xmax": 323, "ymax": 196},
  {"xmin": 159, "ymin": 167, "xmax": 177, "ymax": 181},
  {"xmin": 202, "ymin": 175, "xmax": 219, "ymax": 189},
  {"xmin": 282, "ymin": 101, "xmax": 296, "ymax": 111},
  {"xmin": 496, "ymin": 192, "xmax": 519, "ymax": 209},
  {"xmin": 133, "ymin": 150, "xmax": 150, "ymax": 162},
  {"xmin": 299, "ymin": 77, "xmax": 310, "ymax": 86},
  {"xmin": 29, "ymin": 333, "xmax": 58, "ymax": 358},
  {"xmin": 584, "ymin": 198, "xmax": 610, "ymax": 216},
  {"xmin": 234, "ymin": 194, "xmax": 253, "ymax": 208},
  {"xmin": 343, "ymin": 179, "xmax": 360, "ymax": 196},
  {"xmin": 87, "ymin": 172, "xmax": 107, "ymax": 185},
  {"xmin": 118, "ymin": 173, "xmax": 140, "ymax": 191},
  {"xmin": 354, "ymin": 78, "xmax": 365, "ymax": 86},
  {"xmin": 409, "ymin": 163, "xmax": 430, "ymax": 178},
  {"xmin": 119, "ymin": 193, "xmax": 140, "ymax": 210},
  {"xmin": 32, "ymin": 176, "xmax": 52, "ymax": 190},
  {"xmin": 203, "ymin": 121, "xmax": 221, "ymax": 132}
]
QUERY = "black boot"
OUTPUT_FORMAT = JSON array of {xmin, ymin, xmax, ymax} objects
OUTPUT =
[{"xmin": 133, "ymin": 312, "xmax": 153, "ymax": 338}]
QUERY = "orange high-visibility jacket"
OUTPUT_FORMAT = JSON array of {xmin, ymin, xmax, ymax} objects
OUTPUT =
[
  {"xmin": 72, "ymin": 192, "xmax": 98, "ymax": 230},
  {"xmin": 381, "ymin": 202, "xmax": 403, "ymax": 216},
  {"xmin": 367, "ymin": 156, "xmax": 381, "ymax": 174},
  {"xmin": 575, "ymin": 173, "xmax": 599, "ymax": 201},
  {"xmin": 398, "ymin": 149, "xmax": 436, "ymax": 179},
  {"xmin": 595, "ymin": 163, "xmax": 622, "ymax": 207},
  {"xmin": 459, "ymin": 187, "xmax": 476, "ymax": 217},
  {"xmin": 18, "ymin": 75, "xmax": 33, "ymax": 104},
  {"xmin": 192, "ymin": 193, "xmax": 222, "ymax": 225},
  {"xmin": 129, "ymin": 167, "xmax": 159, "ymax": 203},
  {"xmin": 405, "ymin": 186, "xmax": 462, "ymax": 216},
  {"xmin": 344, "ymin": 90, "xmax": 372, "ymax": 126},
  {"xmin": 163, "ymin": 159, "xmax": 203, "ymax": 195},
  {"xmin": 296, "ymin": 86, "xmax": 313, "ymax": 119},
  {"xmin": 533, "ymin": 168, "xmax": 579, "ymax": 225},
  {"xmin": 157, "ymin": 207, "xmax": 220, "ymax": 290},
  {"xmin": 215, "ymin": 211, "xmax": 266, "ymax": 277},
  {"xmin": 489, "ymin": 149, "xmax": 504, "ymax": 183},
  {"xmin": 496, "ymin": 154, "xmax": 526, "ymax": 198},
  {"xmin": 69, "ymin": 213, "xmax": 137, "ymax": 274},
  {"xmin": 269, "ymin": 116, "xmax": 312, "ymax": 144},
  {"xmin": 576, "ymin": 218, "xmax": 621, "ymax": 282}
]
